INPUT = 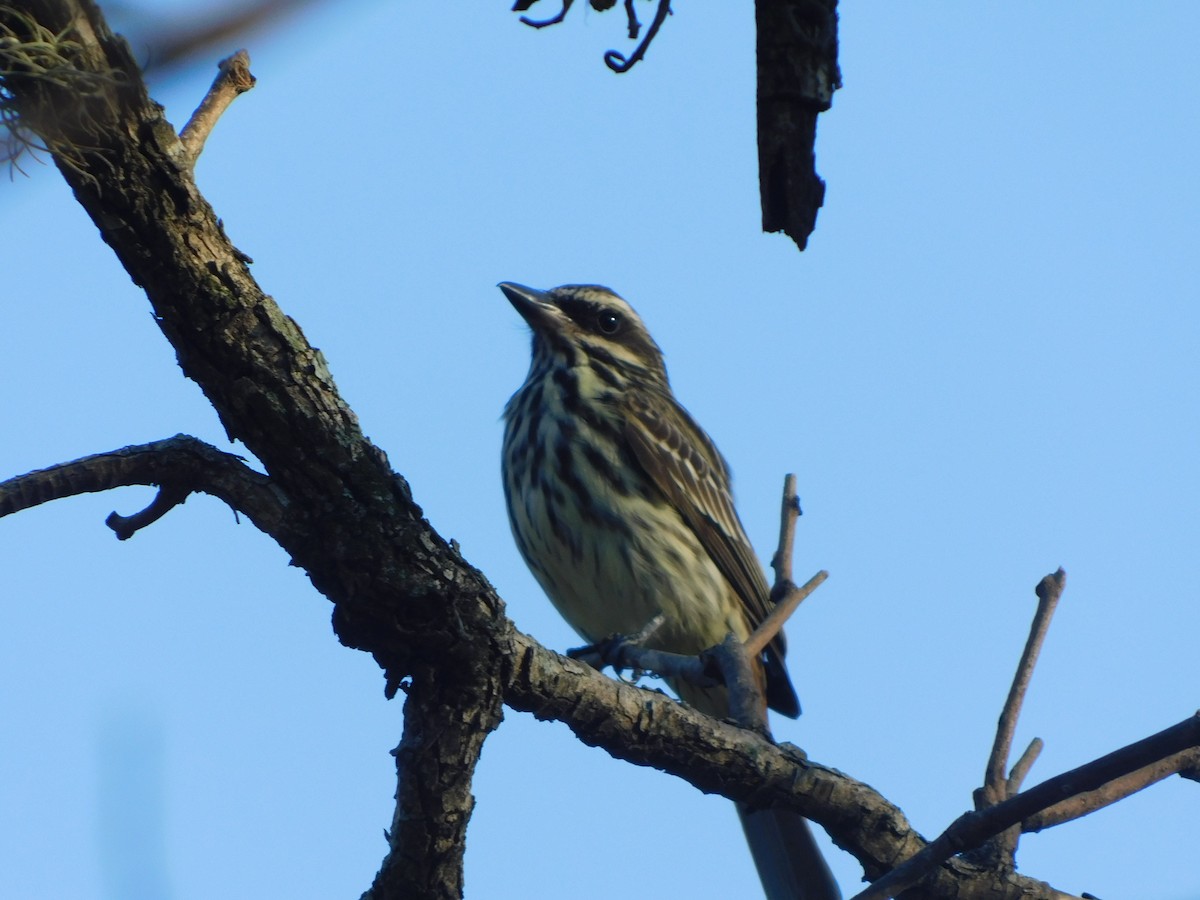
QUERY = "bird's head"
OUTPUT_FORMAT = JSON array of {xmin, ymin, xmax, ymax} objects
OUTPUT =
[{"xmin": 499, "ymin": 282, "xmax": 667, "ymax": 387}]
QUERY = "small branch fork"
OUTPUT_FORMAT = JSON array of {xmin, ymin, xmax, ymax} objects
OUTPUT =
[
  {"xmin": 982, "ymin": 569, "xmax": 1064, "ymax": 807},
  {"xmin": 850, "ymin": 567, "xmax": 1200, "ymax": 900},
  {"xmin": 179, "ymin": 49, "xmax": 255, "ymax": 169},
  {"xmin": 570, "ymin": 473, "xmax": 826, "ymax": 730},
  {"xmin": 0, "ymin": 434, "xmax": 289, "ymax": 540},
  {"xmin": 850, "ymin": 713, "xmax": 1200, "ymax": 900}
]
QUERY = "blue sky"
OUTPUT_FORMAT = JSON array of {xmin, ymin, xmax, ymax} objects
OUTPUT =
[{"xmin": 2, "ymin": 3, "xmax": 1197, "ymax": 898}]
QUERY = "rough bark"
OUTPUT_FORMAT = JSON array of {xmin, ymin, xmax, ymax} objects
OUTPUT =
[{"xmin": 756, "ymin": 0, "xmax": 841, "ymax": 250}]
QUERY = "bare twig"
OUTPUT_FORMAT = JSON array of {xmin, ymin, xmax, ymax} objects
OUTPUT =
[
  {"xmin": 1024, "ymin": 745, "xmax": 1200, "ymax": 832},
  {"xmin": 514, "ymin": 0, "xmax": 670, "ymax": 73},
  {"xmin": 621, "ymin": 0, "xmax": 639, "ymax": 39},
  {"xmin": 517, "ymin": 0, "xmax": 574, "ymax": 29},
  {"xmin": 106, "ymin": 484, "xmax": 190, "ymax": 539},
  {"xmin": 745, "ymin": 569, "xmax": 827, "ymax": 658},
  {"xmin": 982, "ymin": 568, "xmax": 1066, "ymax": 806},
  {"xmin": 747, "ymin": 473, "xmax": 827, "ymax": 657},
  {"xmin": 1006, "ymin": 738, "xmax": 1043, "ymax": 794},
  {"xmin": 179, "ymin": 49, "xmax": 254, "ymax": 167},
  {"xmin": 769, "ymin": 472, "xmax": 800, "ymax": 586},
  {"xmin": 850, "ymin": 712, "xmax": 1200, "ymax": 900},
  {"xmin": 604, "ymin": 0, "xmax": 670, "ymax": 72}
]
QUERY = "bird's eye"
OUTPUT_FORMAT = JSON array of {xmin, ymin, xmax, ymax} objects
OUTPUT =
[{"xmin": 597, "ymin": 311, "xmax": 621, "ymax": 335}]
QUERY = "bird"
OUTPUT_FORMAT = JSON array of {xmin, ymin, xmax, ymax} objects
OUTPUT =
[{"xmin": 499, "ymin": 281, "xmax": 840, "ymax": 900}]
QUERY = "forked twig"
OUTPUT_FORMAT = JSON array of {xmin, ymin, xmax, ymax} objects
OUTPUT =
[
  {"xmin": 981, "ymin": 569, "xmax": 1065, "ymax": 806},
  {"xmin": 851, "ymin": 713, "xmax": 1200, "ymax": 900}
]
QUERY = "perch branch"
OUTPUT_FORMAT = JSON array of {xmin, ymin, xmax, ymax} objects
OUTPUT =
[
  {"xmin": 179, "ymin": 49, "xmax": 255, "ymax": 168},
  {"xmin": 567, "ymin": 471, "xmax": 826, "ymax": 719},
  {"xmin": 510, "ymin": 629, "xmax": 1185, "ymax": 898},
  {"xmin": 568, "ymin": 616, "xmax": 714, "ymax": 695}
]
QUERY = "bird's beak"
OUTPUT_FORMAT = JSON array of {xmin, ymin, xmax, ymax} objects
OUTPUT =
[{"xmin": 499, "ymin": 282, "xmax": 557, "ymax": 331}]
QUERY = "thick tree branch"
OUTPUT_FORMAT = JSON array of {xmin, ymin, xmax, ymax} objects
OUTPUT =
[
  {"xmin": 0, "ymin": 435, "xmax": 289, "ymax": 538},
  {"xmin": 2, "ymin": 3, "xmax": 506, "ymax": 893},
  {"xmin": 505, "ymin": 630, "xmax": 1195, "ymax": 899},
  {"xmin": 364, "ymin": 668, "xmax": 504, "ymax": 900}
]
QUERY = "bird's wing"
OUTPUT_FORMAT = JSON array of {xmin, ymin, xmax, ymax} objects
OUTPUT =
[
  {"xmin": 623, "ymin": 388, "xmax": 775, "ymax": 634},
  {"xmin": 624, "ymin": 388, "xmax": 800, "ymax": 718}
]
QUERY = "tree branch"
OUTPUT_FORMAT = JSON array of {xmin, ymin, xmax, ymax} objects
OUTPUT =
[
  {"xmin": 364, "ymin": 668, "xmax": 504, "ymax": 900},
  {"xmin": 982, "ymin": 569, "xmax": 1065, "ymax": 804},
  {"xmin": 850, "ymin": 713, "xmax": 1200, "ymax": 900},
  {"xmin": 1024, "ymin": 745, "xmax": 1200, "ymax": 833},
  {"xmin": 5, "ymin": 4, "xmax": 1188, "ymax": 899},
  {"xmin": 2, "ymin": 4, "xmax": 508, "ymax": 894},
  {"xmin": 970, "ymin": 568, "xmax": 1065, "ymax": 867},
  {"xmin": 0, "ymin": 434, "xmax": 289, "ymax": 538},
  {"xmin": 506, "ymin": 629, "xmax": 1195, "ymax": 899}
]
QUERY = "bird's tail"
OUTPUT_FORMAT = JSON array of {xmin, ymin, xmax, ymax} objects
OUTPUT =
[{"xmin": 737, "ymin": 803, "xmax": 841, "ymax": 900}]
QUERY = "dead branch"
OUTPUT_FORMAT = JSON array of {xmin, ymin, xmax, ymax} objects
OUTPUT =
[
  {"xmin": 769, "ymin": 472, "xmax": 801, "ymax": 585},
  {"xmin": 1024, "ymin": 745, "xmax": 1200, "ymax": 833},
  {"xmin": 970, "ymin": 568, "xmax": 1065, "ymax": 865},
  {"xmin": 849, "ymin": 713, "xmax": 1200, "ymax": 900},
  {"xmin": 509, "ymin": 629, "xmax": 1136, "ymax": 900},
  {"xmin": 747, "ymin": 570, "xmax": 827, "ymax": 659},
  {"xmin": 982, "ymin": 569, "xmax": 1065, "ymax": 805},
  {"xmin": 0, "ymin": 434, "xmax": 289, "ymax": 538},
  {"xmin": 179, "ymin": 49, "xmax": 254, "ymax": 168},
  {"xmin": 755, "ymin": 0, "xmax": 840, "ymax": 251},
  {"xmin": 1007, "ymin": 738, "xmax": 1043, "ymax": 795}
]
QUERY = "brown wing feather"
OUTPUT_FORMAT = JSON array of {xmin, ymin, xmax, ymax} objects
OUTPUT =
[
  {"xmin": 624, "ymin": 390, "xmax": 799, "ymax": 717},
  {"xmin": 623, "ymin": 388, "xmax": 793, "ymax": 656}
]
